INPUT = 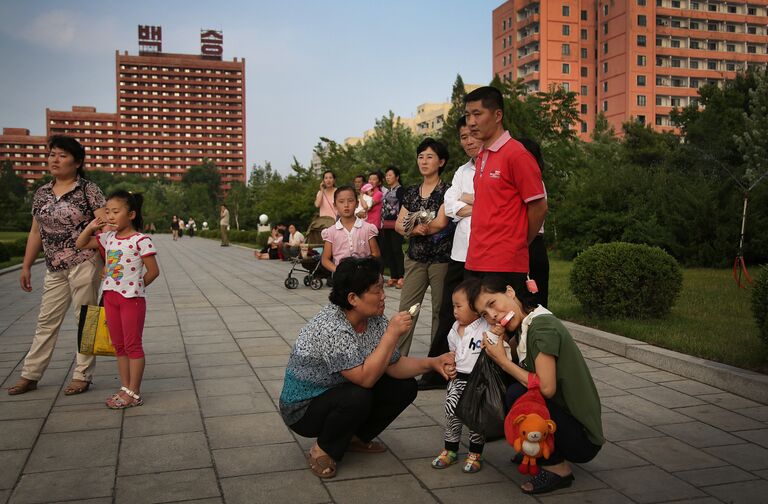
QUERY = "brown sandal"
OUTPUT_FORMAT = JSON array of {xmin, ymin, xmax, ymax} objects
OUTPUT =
[
  {"xmin": 7, "ymin": 379, "xmax": 38, "ymax": 395},
  {"xmin": 64, "ymin": 379, "xmax": 91, "ymax": 396},
  {"xmin": 306, "ymin": 452, "xmax": 336, "ymax": 479},
  {"xmin": 347, "ymin": 439, "xmax": 387, "ymax": 453}
]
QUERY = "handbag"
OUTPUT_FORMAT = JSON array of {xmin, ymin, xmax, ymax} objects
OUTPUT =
[
  {"xmin": 454, "ymin": 349, "xmax": 508, "ymax": 440},
  {"xmin": 77, "ymin": 300, "xmax": 116, "ymax": 356}
]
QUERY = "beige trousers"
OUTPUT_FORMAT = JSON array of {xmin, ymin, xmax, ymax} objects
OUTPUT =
[
  {"xmin": 220, "ymin": 225, "xmax": 230, "ymax": 245},
  {"xmin": 21, "ymin": 254, "xmax": 103, "ymax": 382},
  {"xmin": 397, "ymin": 256, "xmax": 449, "ymax": 356}
]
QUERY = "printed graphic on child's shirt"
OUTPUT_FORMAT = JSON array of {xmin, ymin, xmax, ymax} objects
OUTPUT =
[{"xmin": 106, "ymin": 250, "xmax": 124, "ymax": 280}]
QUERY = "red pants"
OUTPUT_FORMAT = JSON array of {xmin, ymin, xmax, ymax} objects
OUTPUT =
[{"xmin": 103, "ymin": 290, "xmax": 146, "ymax": 358}]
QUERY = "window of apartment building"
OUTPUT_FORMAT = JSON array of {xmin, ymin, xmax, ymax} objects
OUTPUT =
[
  {"xmin": 637, "ymin": 35, "xmax": 647, "ymax": 47},
  {"xmin": 581, "ymin": 85, "xmax": 588, "ymax": 96},
  {"xmin": 603, "ymin": 62, "xmax": 609, "ymax": 74},
  {"xmin": 656, "ymin": 36, "xmax": 663, "ymax": 46},
  {"xmin": 581, "ymin": 9, "xmax": 588, "ymax": 20},
  {"xmin": 748, "ymin": 6, "xmax": 757, "ymax": 15},
  {"xmin": 726, "ymin": 62, "xmax": 736, "ymax": 71},
  {"xmin": 656, "ymin": 115, "xmax": 663, "ymax": 125},
  {"xmin": 637, "ymin": 95, "xmax": 647, "ymax": 106},
  {"xmin": 672, "ymin": 58, "xmax": 681, "ymax": 67},
  {"xmin": 690, "ymin": 40, "xmax": 700, "ymax": 49},
  {"xmin": 727, "ymin": 5, "xmax": 738, "ymax": 13},
  {"xmin": 748, "ymin": 45, "xmax": 757, "ymax": 54},
  {"xmin": 637, "ymin": 0, "xmax": 646, "ymax": 5},
  {"xmin": 603, "ymin": 4, "xmax": 608, "ymax": 16},
  {"xmin": 563, "ymin": 43, "xmax": 571, "ymax": 55},
  {"xmin": 603, "ymin": 100, "xmax": 608, "ymax": 111},
  {"xmin": 726, "ymin": 24, "xmax": 736, "ymax": 33},
  {"xmin": 581, "ymin": 28, "xmax": 588, "ymax": 40},
  {"xmin": 563, "ymin": 82, "xmax": 570, "ymax": 92},
  {"xmin": 601, "ymin": 42, "xmax": 607, "ymax": 54},
  {"xmin": 708, "ymin": 41, "xmax": 717, "ymax": 50},
  {"xmin": 708, "ymin": 23, "xmax": 718, "ymax": 31},
  {"xmin": 603, "ymin": 22, "xmax": 608, "ymax": 34},
  {"xmin": 691, "ymin": 78, "xmax": 700, "ymax": 88},
  {"xmin": 563, "ymin": 24, "xmax": 570, "ymax": 35},
  {"xmin": 690, "ymin": 21, "xmax": 699, "ymax": 30},
  {"xmin": 563, "ymin": 63, "xmax": 570, "ymax": 74},
  {"xmin": 727, "ymin": 44, "xmax": 735, "ymax": 52},
  {"xmin": 637, "ymin": 55, "xmax": 647, "ymax": 66},
  {"xmin": 748, "ymin": 26, "xmax": 757, "ymax": 34},
  {"xmin": 502, "ymin": 19, "xmax": 506, "ymax": 30},
  {"xmin": 671, "ymin": 19, "xmax": 682, "ymax": 28},
  {"xmin": 581, "ymin": 121, "xmax": 588, "ymax": 133},
  {"xmin": 707, "ymin": 60, "xmax": 717, "ymax": 70},
  {"xmin": 581, "ymin": 47, "xmax": 588, "ymax": 58},
  {"xmin": 603, "ymin": 81, "xmax": 608, "ymax": 92},
  {"xmin": 671, "ymin": 97, "xmax": 681, "ymax": 107},
  {"xmin": 581, "ymin": 104, "xmax": 588, "ymax": 114},
  {"xmin": 656, "ymin": 95, "xmax": 663, "ymax": 105},
  {"xmin": 671, "ymin": 0, "xmax": 680, "ymax": 7},
  {"xmin": 708, "ymin": 2, "xmax": 717, "ymax": 10},
  {"xmin": 637, "ymin": 75, "xmax": 647, "ymax": 86},
  {"xmin": 563, "ymin": 5, "xmax": 570, "ymax": 16},
  {"xmin": 671, "ymin": 39, "xmax": 681, "ymax": 48},
  {"xmin": 581, "ymin": 66, "xmax": 588, "ymax": 77},
  {"xmin": 691, "ymin": 59, "xmax": 699, "ymax": 69},
  {"xmin": 638, "ymin": 15, "xmax": 647, "ymax": 26}
]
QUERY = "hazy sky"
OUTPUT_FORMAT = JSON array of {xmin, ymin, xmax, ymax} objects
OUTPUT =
[{"xmin": 0, "ymin": 1, "xmax": 499, "ymax": 175}]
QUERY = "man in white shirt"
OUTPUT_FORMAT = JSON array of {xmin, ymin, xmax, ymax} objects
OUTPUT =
[
  {"xmin": 282, "ymin": 224, "xmax": 305, "ymax": 259},
  {"xmin": 418, "ymin": 116, "xmax": 482, "ymax": 390}
]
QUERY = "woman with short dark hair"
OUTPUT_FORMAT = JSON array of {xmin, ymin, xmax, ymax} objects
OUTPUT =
[
  {"xmin": 9, "ymin": 135, "xmax": 106, "ymax": 396},
  {"xmin": 279, "ymin": 257, "xmax": 455, "ymax": 479}
]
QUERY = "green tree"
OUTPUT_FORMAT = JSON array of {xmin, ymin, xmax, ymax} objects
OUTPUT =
[
  {"xmin": 182, "ymin": 159, "xmax": 222, "ymax": 203},
  {"xmin": 439, "ymin": 74, "xmax": 469, "ymax": 178},
  {"xmin": 0, "ymin": 160, "xmax": 30, "ymax": 230}
]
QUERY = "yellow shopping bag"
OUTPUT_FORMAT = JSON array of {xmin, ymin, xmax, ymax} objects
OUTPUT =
[{"xmin": 77, "ymin": 304, "xmax": 116, "ymax": 356}]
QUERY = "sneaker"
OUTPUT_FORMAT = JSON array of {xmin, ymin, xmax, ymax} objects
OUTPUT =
[
  {"xmin": 463, "ymin": 452, "xmax": 482, "ymax": 473},
  {"xmin": 431, "ymin": 450, "xmax": 457, "ymax": 469}
]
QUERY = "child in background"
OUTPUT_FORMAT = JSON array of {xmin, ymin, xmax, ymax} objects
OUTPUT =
[
  {"xmin": 321, "ymin": 185, "xmax": 380, "ymax": 273},
  {"xmin": 76, "ymin": 190, "xmax": 159, "ymax": 409},
  {"xmin": 355, "ymin": 183, "xmax": 375, "ymax": 218},
  {"xmin": 431, "ymin": 280, "xmax": 491, "ymax": 473}
]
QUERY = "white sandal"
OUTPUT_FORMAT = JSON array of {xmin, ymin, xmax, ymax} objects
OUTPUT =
[{"xmin": 106, "ymin": 387, "xmax": 143, "ymax": 409}]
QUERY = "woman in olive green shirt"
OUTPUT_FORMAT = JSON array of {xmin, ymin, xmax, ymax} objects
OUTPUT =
[{"xmin": 467, "ymin": 276, "xmax": 604, "ymax": 495}]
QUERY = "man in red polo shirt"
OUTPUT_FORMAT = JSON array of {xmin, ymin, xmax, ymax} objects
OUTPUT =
[{"xmin": 463, "ymin": 86, "xmax": 548, "ymax": 296}]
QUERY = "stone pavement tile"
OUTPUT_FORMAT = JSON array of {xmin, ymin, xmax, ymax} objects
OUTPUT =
[
  {"xmin": 433, "ymin": 481, "xmax": 537, "ymax": 504},
  {"xmin": 185, "ymin": 342, "xmax": 241, "ymax": 355},
  {"xmin": 188, "ymin": 352, "xmax": 248, "ymax": 368},
  {"xmin": 24, "ymin": 429, "xmax": 119, "ymax": 473},
  {"xmin": 594, "ymin": 381, "xmax": 628, "ymax": 398},
  {"xmin": 0, "ymin": 387, "xmax": 59, "ymax": 404},
  {"xmin": 212, "ymin": 442, "xmax": 306, "ymax": 477},
  {"xmin": 674, "ymin": 404, "xmax": 764, "ymax": 431},
  {"xmin": 115, "ymin": 467, "xmax": 220, "ymax": 504},
  {"xmin": 0, "ymin": 400, "xmax": 50, "ymax": 421},
  {"xmin": 141, "ymin": 362, "xmax": 191, "ymax": 380},
  {"xmin": 123, "ymin": 411, "xmax": 203, "ymax": 438},
  {"xmin": 195, "ymin": 376, "xmax": 264, "ymax": 397},
  {"xmin": 703, "ymin": 443, "xmax": 768, "ymax": 471},
  {"xmin": 325, "ymin": 474, "xmax": 437, "ymax": 504},
  {"xmin": 200, "ymin": 392, "xmax": 275, "ymax": 417},
  {"xmin": 580, "ymin": 442, "xmax": 649, "ymax": 472},
  {"xmin": 0, "ymin": 419, "xmax": 43, "ymax": 449},
  {"xmin": 601, "ymin": 395, "xmax": 691, "ymax": 426},
  {"xmin": 594, "ymin": 465, "xmax": 704, "ymax": 503},
  {"xmin": 418, "ymin": 404, "xmax": 447, "ymax": 427},
  {"xmin": 593, "ymin": 356, "xmax": 633, "ymax": 365},
  {"xmin": 664, "ymin": 380, "xmax": 724, "ymax": 396},
  {"xmin": 378, "ymin": 425, "xmax": 446, "ymax": 459},
  {"xmin": 254, "ymin": 366, "xmax": 285, "ymax": 381},
  {"xmin": 618, "ymin": 437, "xmax": 725, "ymax": 472},
  {"xmin": 190, "ymin": 363, "xmax": 255, "ymax": 380},
  {"xmin": 584, "ymin": 358, "xmax": 607, "ymax": 370},
  {"xmin": 46, "ymin": 499, "xmax": 112, "ymax": 504},
  {"xmin": 332, "ymin": 451, "xmax": 409, "ymax": 480},
  {"xmin": 42, "ymin": 409, "xmax": 120, "ymax": 434},
  {"xmin": 143, "ymin": 340, "xmax": 185, "ymax": 354},
  {"xmin": 673, "ymin": 465, "xmax": 758, "ymax": 487},
  {"xmin": 241, "ymin": 344, "xmax": 291, "ymax": 357},
  {"xmin": 601, "ymin": 412, "xmax": 665, "ymax": 442},
  {"xmin": 704, "ymin": 478, "xmax": 768, "ymax": 504},
  {"xmin": 231, "ymin": 330, "xmax": 280, "ymax": 339},
  {"xmin": 246, "ymin": 355, "xmax": 289, "ymax": 368},
  {"xmin": 220, "ymin": 469, "xmax": 329, "ymax": 504},
  {"xmin": 578, "ymin": 346, "xmax": 614, "ymax": 359},
  {"xmin": 10, "ymin": 467, "xmax": 113, "ymax": 504},
  {"xmin": 736, "ymin": 406, "xmax": 768, "ymax": 422},
  {"xmin": 141, "ymin": 376, "xmax": 194, "ymax": 393},
  {"xmin": 402, "ymin": 457, "xmax": 506, "ymax": 488},
  {"xmin": 698, "ymin": 393, "xmax": 763, "ymax": 410},
  {"xmin": 589, "ymin": 366, "xmax": 655, "ymax": 390},
  {"xmin": 656, "ymin": 421, "xmax": 744, "ymax": 448},
  {"xmin": 205, "ymin": 412, "xmax": 294, "ymax": 449},
  {"xmin": 655, "ymin": 499, "xmax": 720, "ymax": 504},
  {"xmin": 146, "ymin": 352, "xmax": 189, "ymax": 364},
  {"xmin": 634, "ymin": 370, "xmax": 685, "ymax": 383},
  {"xmin": 119, "ymin": 431, "xmax": 212, "ymax": 475},
  {"xmin": 389, "ymin": 404, "xmax": 438, "ymax": 430},
  {"xmin": 537, "ymin": 488, "xmax": 634, "ymax": 504},
  {"xmin": 413, "ymin": 389, "xmax": 446, "ymax": 407},
  {"xmin": 735, "ymin": 429, "xmax": 768, "ymax": 449},
  {"xmin": 629, "ymin": 385, "xmax": 706, "ymax": 408},
  {"xmin": 123, "ymin": 389, "xmax": 199, "ymax": 417},
  {"xmin": 261, "ymin": 379, "xmax": 283, "ymax": 400},
  {"xmin": 183, "ymin": 334, "xmax": 236, "ymax": 345},
  {"xmin": 0, "ymin": 449, "xmax": 27, "ymax": 489},
  {"xmin": 236, "ymin": 336, "xmax": 287, "ymax": 348},
  {"xmin": 610, "ymin": 361, "xmax": 660, "ymax": 374}
]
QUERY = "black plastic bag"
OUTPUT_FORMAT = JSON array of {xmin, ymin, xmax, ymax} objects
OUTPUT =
[{"xmin": 455, "ymin": 349, "xmax": 507, "ymax": 440}]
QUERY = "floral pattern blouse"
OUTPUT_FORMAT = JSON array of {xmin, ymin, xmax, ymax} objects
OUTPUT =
[
  {"xmin": 32, "ymin": 178, "xmax": 105, "ymax": 272},
  {"xmin": 401, "ymin": 181, "xmax": 455, "ymax": 264}
]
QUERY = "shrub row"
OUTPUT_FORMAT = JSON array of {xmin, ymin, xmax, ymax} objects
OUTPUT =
[
  {"xmin": 753, "ymin": 266, "xmax": 768, "ymax": 345},
  {"xmin": 196, "ymin": 229, "xmax": 271, "ymax": 248},
  {"xmin": 0, "ymin": 238, "xmax": 28, "ymax": 262}
]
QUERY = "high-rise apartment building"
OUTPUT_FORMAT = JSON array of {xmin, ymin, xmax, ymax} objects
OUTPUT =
[
  {"xmin": 492, "ymin": 0, "xmax": 768, "ymax": 136},
  {"xmin": 1, "ymin": 26, "xmax": 246, "ymax": 189}
]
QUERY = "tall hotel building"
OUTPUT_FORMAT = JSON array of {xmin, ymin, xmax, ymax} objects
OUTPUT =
[
  {"xmin": 492, "ymin": 0, "xmax": 768, "ymax": 136},
  {"xmin": 1, "ymin": 26, "xmax": 246, "ymax": 188}
]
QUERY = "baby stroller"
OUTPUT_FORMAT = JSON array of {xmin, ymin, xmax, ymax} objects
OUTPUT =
[{"xmin": 284, "ymin": 246, "xmax": 332, "ymax": 290}]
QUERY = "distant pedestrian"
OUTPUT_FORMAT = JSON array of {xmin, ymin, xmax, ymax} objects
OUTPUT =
[
  {"xmin": 220, "ymin": 204, "xmax": 230, "ymax": 246},
  {"xmin": 380, "ymin": 166, "xmax": 405, "ymax": 288},
  {"xmin": 171, "ymin": 215, "xmax": 180, "ymax": 241},
  {"xmin": 187, "ymin": 217, "xmax": 196, "ymax": 238},
  {"xmin": 282, "ymin": 224, "xmax": 305, "ymax": 259},
  {"xmin": 76, "ymin": 190, "xmax": 159, "ymax": 409},
  {"xmin": 308, "ymin": 170, "xmax": 337, "ymax": 245},
  {"xmin": 178, "ymin": 218, "xmax": 185, "ymax": 238}
]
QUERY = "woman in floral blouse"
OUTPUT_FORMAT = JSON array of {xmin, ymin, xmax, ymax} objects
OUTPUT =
[
  {"xmin": 8, "ymin": 135, "xmax": 106, "ymax": 396},
  {"xmin": 395, "ymin": 138, "xmax": 455, "ymax": 356}
]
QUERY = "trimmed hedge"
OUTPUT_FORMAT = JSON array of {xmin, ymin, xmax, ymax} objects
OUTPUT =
[
  {"xmin": 0, "ymin": 238, "xmax": 28, "ymax": 262},
  {"xmin": 196, "ymin": 229, "xmax": 270, "ymax": 248},
  {"xmin": 570, "ymin": 242, "xmax": 683, "ymax": 318},
  {"xmin": 752, "ymin": 266, "xmax": 768, "ymax": 345}
]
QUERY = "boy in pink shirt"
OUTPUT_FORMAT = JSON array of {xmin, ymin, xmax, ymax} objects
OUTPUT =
[{"xmin": 321, "ymin": 186, "xmax": 380, "ymax": 273}]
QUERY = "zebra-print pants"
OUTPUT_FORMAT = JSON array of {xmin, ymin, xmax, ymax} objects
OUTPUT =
[{"xmin": 443, "ymin": 377, "xmax": 485, "ymax": 452}]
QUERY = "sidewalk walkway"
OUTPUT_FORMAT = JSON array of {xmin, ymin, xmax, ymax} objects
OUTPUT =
[{"xmin": 1, "ymin": 234, "xmax": 766, "ymax": 504}]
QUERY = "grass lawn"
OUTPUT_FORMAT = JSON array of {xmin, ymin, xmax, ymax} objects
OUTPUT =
[
  {"xmin": 0, "ymin": 231, "xmax": 28, "ymax": 242},
  {"xmin": 549, "ymin": 258, "xmax": 768, "ymax": 373}
]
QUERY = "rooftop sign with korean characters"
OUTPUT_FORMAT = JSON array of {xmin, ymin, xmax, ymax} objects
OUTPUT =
[{"xmin": 201, "ymin": 30, "xmax": 223, "ymax": 59}]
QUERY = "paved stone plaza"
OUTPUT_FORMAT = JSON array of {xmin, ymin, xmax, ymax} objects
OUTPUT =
[{"xmin": 1, "ymin": 234, "xmax": 767, "ymax": 504}]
